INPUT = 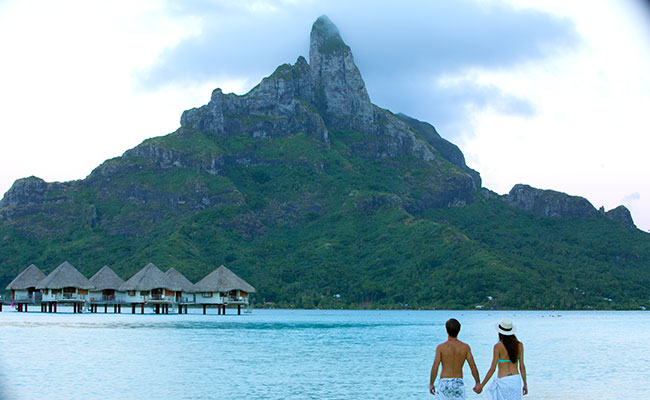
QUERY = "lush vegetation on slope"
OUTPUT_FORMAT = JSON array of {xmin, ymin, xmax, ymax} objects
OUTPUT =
[{"xmin": 1, "ymin": 128, "xmax": 649, "ymax": 310}]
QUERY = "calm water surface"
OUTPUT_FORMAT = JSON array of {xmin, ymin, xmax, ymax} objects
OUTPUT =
[{"xmin": 0, "ymin": 308, "xmax": 648, "ymax": 399}]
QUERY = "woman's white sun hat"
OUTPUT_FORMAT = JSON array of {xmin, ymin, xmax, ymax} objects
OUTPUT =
[{"xmin": 495, "ymin": 318, "xmax": 517, "ymax": 335}]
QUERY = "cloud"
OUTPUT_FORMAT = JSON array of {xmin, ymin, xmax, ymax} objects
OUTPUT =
[
  {"xmin": 368, "ymin": 74, "xmax": 536, "ymax": 137},
  {"xmin": 134, "ymin": 1, "xmax": 311, "ymax": 91},
  {"xmin": 623, "ymin": 192, "xmax": 641, "ymax": 203}
]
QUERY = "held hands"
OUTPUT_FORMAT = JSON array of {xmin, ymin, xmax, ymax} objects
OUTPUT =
[
  {"xmin": 429, "ymin": 384, "xmax": 435, "ymax": 395},
  {"xmin": 473, "ymin": 383, "xmax": 483, "ymax": 394},
  {"xmin": 523, "ymin": 384, "xmax": 528, "ymax": 395}
]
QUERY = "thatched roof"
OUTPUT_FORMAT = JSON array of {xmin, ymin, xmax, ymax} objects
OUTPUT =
[
  {"xmin": 36, "ymin": 261, "xmax": 95, "ymax": 290},
  {"xmin": 194, "ymin": 265, "xmax": 256, "ymax": 293},
  {"xmin": 89, "ymin": 266, "xmax": 125, "ymax": 291},
  {"xmin": 165, "ymin": 268, "xmax": 195, "ymax": 292},
  {"xmin": 119, "ymin": 263, "xmax": 180, "ymax": 291},
  {"xmin": 6, "ymin": 264, "xmax": 46, "ymax": 290}
]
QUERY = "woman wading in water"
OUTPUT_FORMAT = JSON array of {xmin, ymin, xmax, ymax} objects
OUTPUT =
[{"xmin": 475, "ymin": 318, "xmax": 528, "ymax": 399}]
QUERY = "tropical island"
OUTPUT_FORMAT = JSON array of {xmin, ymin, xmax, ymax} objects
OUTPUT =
[{"xmin": 1, "ymin": 16, "xmax": 648, "ymax": 310}]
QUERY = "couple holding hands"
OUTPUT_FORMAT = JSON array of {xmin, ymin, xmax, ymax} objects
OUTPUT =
[{"xmin": 429, "ymin": 318, "xmax": 528, "ymax": 400}]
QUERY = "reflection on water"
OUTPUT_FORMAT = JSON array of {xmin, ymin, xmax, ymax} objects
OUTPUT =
[{"xmin": 0, "ymin": 309, "xmax": 648, "ymax": 399}]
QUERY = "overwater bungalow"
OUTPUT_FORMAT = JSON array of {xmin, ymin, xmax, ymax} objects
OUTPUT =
[
  {"xmin": 165, "ymin": 268, "xmax": 195, "ymax": 314},
  {"xmin": 89, "ymin": 266, "xmax": 126, "ymax": 313},
  {"xmin": 193, "ymin": 265, "xmax": 256, "ymax": 315},
  {"xmin": 5, "ymin": 264, "xmax": 46, "ymax": 312},
  {"xmin": 119, "ymin": 263, "xmax": 181, "ymax": 314},
  {"xmin": 2, "ymin": 261, "xmax": 256, "ymax": 316},
  {"xmin": 37, "ymin": 261, "xmax": 95, "ymax": 313}
]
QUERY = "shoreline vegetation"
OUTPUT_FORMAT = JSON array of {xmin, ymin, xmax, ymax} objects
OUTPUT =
[
  {"xmin": 250, "ymin": 299, "xmax": 650, "ymax": 311},
  {"xmin": 252, "ymin": 307, "xmax": 648, "ymax": 311}
]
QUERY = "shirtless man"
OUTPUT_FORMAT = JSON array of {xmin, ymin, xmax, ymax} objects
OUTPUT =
[{"xmin": 429, "ymin": 318, "xmax": 480, "ymax": 399}]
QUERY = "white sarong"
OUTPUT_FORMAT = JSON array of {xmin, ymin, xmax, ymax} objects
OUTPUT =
[
  {"xmin": 437, "ymin": 378, "xmax": 465, "ymax": 400},
  {"xmin": 487, "ymin": 374, "xmax": 522, "ymax": 400}
]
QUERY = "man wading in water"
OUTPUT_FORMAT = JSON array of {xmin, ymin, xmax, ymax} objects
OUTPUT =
[{"xmin": 429, "ymin": 318, "xmax": 480, "ymax": 399}]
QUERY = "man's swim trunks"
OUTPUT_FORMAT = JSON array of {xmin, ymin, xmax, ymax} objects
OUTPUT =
[{"xmin": 437, "ymin": 378, "xmax": 465, "ymax": 399}]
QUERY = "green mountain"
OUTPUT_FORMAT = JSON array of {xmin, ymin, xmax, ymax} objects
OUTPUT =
[{"xmin": 1, "ymin": 16, "xmax": 649, "ymax": 309}]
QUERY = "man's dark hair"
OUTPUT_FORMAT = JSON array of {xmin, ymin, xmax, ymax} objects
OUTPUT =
[{"xmin": 445, "ymin": 318, "xmax": 461, "ymax": 337}]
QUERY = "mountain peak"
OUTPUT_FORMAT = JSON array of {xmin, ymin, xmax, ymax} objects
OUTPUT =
[
  {"xmin": 309, "ymin": 16, "xmax": 373, "ymax": 131},
  {"xmin": 310, "ymin": 15, "xmax": 347, "ymax": 54},
  {"xmin": 312, "ymin": 15, "xmax": 338, "ymax": 34}
]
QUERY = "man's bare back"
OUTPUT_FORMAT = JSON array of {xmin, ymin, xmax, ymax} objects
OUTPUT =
[{"xmin": 438, "ymin": 338, "xmax": 472, "ymax": 378}]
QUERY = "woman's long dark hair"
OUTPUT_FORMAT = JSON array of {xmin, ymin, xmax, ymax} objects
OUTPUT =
[{"xmin": 499, "ymin": 333, "xmax": 520, "ymax": 363}]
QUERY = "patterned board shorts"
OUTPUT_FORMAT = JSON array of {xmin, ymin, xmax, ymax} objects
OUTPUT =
[{"xmin": 437, "ymin": 378, "xmax": 465, "ymax": 400}]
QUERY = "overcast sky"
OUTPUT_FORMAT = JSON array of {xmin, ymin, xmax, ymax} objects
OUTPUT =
[{"xmin": 1, "ymin": 0, "xmax": 649, "ymax": 231}]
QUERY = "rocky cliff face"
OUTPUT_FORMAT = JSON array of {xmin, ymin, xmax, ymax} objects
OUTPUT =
[
  {"xmin": 180, "ymin": 57, "xmax": 330, "ymax": 144},
  {"xmin": 398, "ymin": 113, "xmax": 481, "ymax": 188},
  {"xmin": 604, "ymin": 205, "xmax": 637, "ymax": 229},
  {"xmin": 0, "ymin": 177, "xmax": 72, "ymax": 220},
  {"xmin": 177, "ymin": 15, "xmax": 455, "ymax": 167},
  {"xmin": 505, "ymin": 184, "xmax": 635, "ymax": 228},
  {"xmin": 309, "ymin": 15, "xmax": 374, "ymax": 132},
  {"xmin": 0, "ymin": 177, "xmax": 49, "ymax": 208},
  {"xmin": 505, "ymin": 184, "xmax": 598, "ymax": 219}
]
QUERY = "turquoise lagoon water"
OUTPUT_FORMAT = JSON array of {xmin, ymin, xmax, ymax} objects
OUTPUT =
[{"xmin": 0, "ymin": 308, "xmax": 649, "ymax": 399}]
